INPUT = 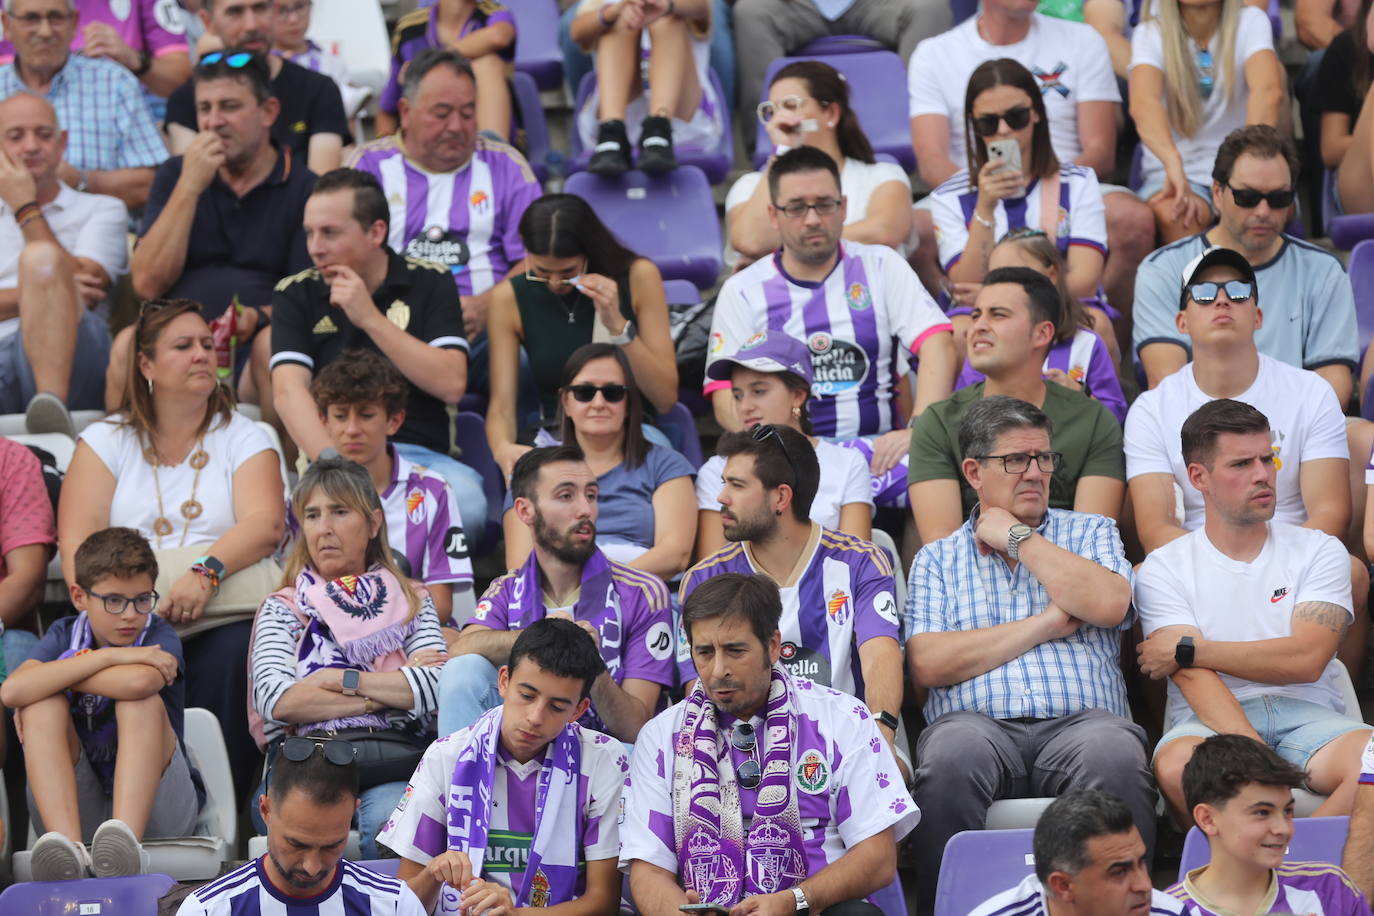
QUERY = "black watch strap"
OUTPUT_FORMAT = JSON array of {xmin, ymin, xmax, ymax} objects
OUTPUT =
[
  {"xmin": 875, "ymin": 710, "xmax": 899, "ymax": 731},
  {"xmin": 1175, "ymin": 636, "xmax": 1196, "ymax": 669}
]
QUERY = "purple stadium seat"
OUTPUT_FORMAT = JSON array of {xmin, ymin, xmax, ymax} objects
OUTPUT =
[
  {"xmin": 951, "ymin": 0, "xmax": 979, "ymax": 24},
  {"xmin": 660, "ymin": 402, "xmax": 704, "ymax": 468},
  {"xmin": 506, "ymin": 0, "xmax": 563, "ymax": 91},
  {"xmin": 1331, "ymin": 214, "xmax": 1374, "ymax": 251},
  {"xmin": 511, "ymin": 70, "xmax": 550, "ymax": 183},
  {"xmin": 567, "ymin": 71, "xmax": 733, "ymax": 184},
  {"xmin": 454, "ymin": 410, "xmax": 504, "ymax": 551},
  {"xmin": 564, "ymin": 166, "xmax": 723, "ymax": 290},
  {"xmin": 1179, "ymin": 815, "xmax": 1350, "ymax": 879},
  {"xmin": 356, "ymin": 858, "xmax": 403, "ymax": 877},
  {"xmin": 794, "ymin": 34, "xmax": 886, "ymax": 55},
  {"xmin": 662, "ymin": 279, "xmax": 701, "ymax": 304},
  {"xmin": 753, "ymin": 51, "xmax": 916, "ymax": 172},
  {"xmin": 1350, "ymin": 239, "xmax": 1374, "ymax": 356},
  {"xmin": 934, "ymin": 828, "xmax": 1037, "ymax": 916},
  {"xmin": 0, "ymin": 874, "xmax": 177, "ymax": 914}
]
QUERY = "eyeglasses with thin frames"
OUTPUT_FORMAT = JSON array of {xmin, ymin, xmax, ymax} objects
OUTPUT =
[
  {"xmin": 773, "ymin": 198, "xmax": 841, "ymax": 220},
  {"xmin": 524, "ymin": 257, "xmax": 586, "ymax": 286},
  {"xmin": 84, "ymin": 589, "xmax": 159, "ymax": 616},
  {"xmin": 975, "ymin": 451, "xmax": 1063, "ymax": 474}
]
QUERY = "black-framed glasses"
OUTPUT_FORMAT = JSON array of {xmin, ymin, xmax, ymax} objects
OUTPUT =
[
  {"xmin": 750, "ymin": 423, "xmax": 799, "ymax": 484},
  {"xmin": 567, "ymin": 383, "xmax": 628, "ymax": 403},
  {"xmin": 282, "ymin": 736, "xmax": 357, "ymax": 766},
  {"xmin": 1188, "ymin": 280, "xmax": 1254, "ymax": 304},
  {"xmin": 972, "ymin": 105, "xmax": 1032, "ymax": 138},
  {"xmin": 85, "ymin": 589, "xmax": 159, "ymax": 616},
  {"xmin": 199, "ymin": 50, "xmax": 255, "ymax": 68},
  {"xmin": 731, "ymin": 722, "xmax": 761, "ymax": 789},
  {"xmin": 774, "ymin": 198, "xmax": 842, "ymax": 219},
  {"xmin": 976, "ymin": 451, "xmax": 1063, "ymax": 474},
  {"xmin": 1224, "ymin": 184, "xmax": 1294, "ymax": 210}
]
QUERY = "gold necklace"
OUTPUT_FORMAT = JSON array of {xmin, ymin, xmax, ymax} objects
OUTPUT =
[{"xmin": 148, "ymin": 440, "xmax": 209, "ymax": 548}]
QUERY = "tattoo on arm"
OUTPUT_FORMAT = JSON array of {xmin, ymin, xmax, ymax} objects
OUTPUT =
[{"xmin": 1293, "ymin": 601, "xmax": 1351, "ymax": 637}]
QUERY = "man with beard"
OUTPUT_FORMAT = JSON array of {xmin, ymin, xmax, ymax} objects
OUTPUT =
[
  {"xmin": 437, "ymin": 445, "xmax": 674, "ymax": 744},
  {"xmin": 704, "ymin": 145, "xmax": 955, "ymax": 511},
  {"xmin": 175, "ymin": 736, "xmax": 427, "ymax": 914},
  {"xmin": 621, "ymin": 572, "xmax": 918, "ymax": 916},
  {"xmin": 681, "ymin": 423, "xmax": 906, "ymax": 776}
]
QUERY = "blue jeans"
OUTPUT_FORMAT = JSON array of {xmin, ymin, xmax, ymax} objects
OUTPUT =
[
  {"xmin": 250, "ymin": 777, "xmax": 407, "ymax": 860},
  {"xmin": 438, "ymin": 655, "xmax": 503, "ymax": 737},
  {"xmin": 1156, "ymin": 694, "xmax": 1371, "ymax": 769},
  {"xmin": 392, "ymin": 442, "xmax": 488, "ymax": 547},
  {"xmin": 2, "ymin": 629, "xmax": 38, "ymax": 679}
]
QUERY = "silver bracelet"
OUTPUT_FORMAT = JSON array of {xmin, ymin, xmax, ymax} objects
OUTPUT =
[{"xmin": 972, "ymin": 210, "xmax": 994, "ymax": 229}]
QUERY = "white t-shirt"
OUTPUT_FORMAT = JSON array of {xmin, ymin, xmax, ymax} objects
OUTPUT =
[
  {"xmin": 695, "ymin": 440, "xmax": 874, "ymax": 527},
  {"xmin": 1124, "ymin": 355, "xmax": 1348, "ymax": 530},
  {"xmin": 906, "ymin": 13, "xmax": 1120, "ymax": 169},
  {"xmin": 1134, "ymin": 522, "xmax": 1354, "ymax": 729},
  {"xmin": 0, "ymin": 185, "xmax": 128, "ymax": 339},
  {"xmin": 80, "ymin": 412, "xmax": 274, "ymax": 548},
  {"xmin": 1129, "ymin": 5, "xmax": 1274, "ymax": 188}
]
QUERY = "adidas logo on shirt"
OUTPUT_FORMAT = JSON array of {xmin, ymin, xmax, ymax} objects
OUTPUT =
[{"xmin": 313, "ymin": 315, "xmax": 338, "ymax": 335}]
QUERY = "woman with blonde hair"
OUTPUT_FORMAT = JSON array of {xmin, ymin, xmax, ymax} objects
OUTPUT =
[
  {"xmin": 1129, "ymin": 0, "xmax": 1283, "ymax": 240},
  {"xmin": 250, "ymin": 457, "xmax": 446, "ymax": 859}
]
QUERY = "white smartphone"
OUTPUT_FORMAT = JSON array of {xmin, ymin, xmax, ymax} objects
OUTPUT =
[{"xmin": 985, "ymin": 137, "xmax": 1022, "ymax": 176}]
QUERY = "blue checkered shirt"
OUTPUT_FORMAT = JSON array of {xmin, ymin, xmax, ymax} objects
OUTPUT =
[
  {"xmin": 903, "ymin": 508, "xmax": 1133, "ymax": 722},
  {"xmin": 0, "ymin": 54, "xmax": 167, "ymax": 173}
]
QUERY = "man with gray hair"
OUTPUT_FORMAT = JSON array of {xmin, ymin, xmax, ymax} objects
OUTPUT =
[
  {"xmin": 970, "ymin": 790, "xmax": 1184, "ymax": 915},
  {"xmin": 347, "ymin": 48, "xmax": 540, "ymax": 342},
  {"xmin": 903, "ymin": 394, "xmax": 1153, "ymax": 913}
]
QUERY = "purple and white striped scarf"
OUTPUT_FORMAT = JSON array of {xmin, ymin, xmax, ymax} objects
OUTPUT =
[
  {"xmin": 673, "ymin": 665, "xmax": 807, "ymax": 907},
  {"xmin": 60, "ymin": 611, "xmax": 155, "ymax": 792},
  {"xmin": 443, "ymin": 706, "xmax": 583, "ymax": 911}
]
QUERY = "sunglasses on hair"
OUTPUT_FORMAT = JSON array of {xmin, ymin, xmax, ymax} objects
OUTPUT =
[
  {"xmin": 1187, "ymin": 280, "xmax": 1254, "ymax": 304},
  {"xmin": 731, "ymin": 722, "xmax": 761, "ymax": 790},
  {"xmin": 972, "ymin": 105, "xmax": 1032, "ymax": 138},
  {"xmin": 750, "ymin": 423, "xmax": 800, "ymax": 484},
  {"xmin": 567, "ymin": 383, "xmax": 628, "ymax": 403},
  {"xmin": 199, "ymin": 51, "xmax": 255, "ymax": 68},
  {"xmin": 265, "ymin": 736, "xmax": 357, "ymax": 791},
  {"xmin": 1224, "ymin": 184, "xmax": 1295, "ymax": 209}
]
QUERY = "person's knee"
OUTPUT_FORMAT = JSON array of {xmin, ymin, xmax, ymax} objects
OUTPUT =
[
  {"xmin": 1153, "ymin": 739, "xmax": 1198, "ymax": 789},
  {"xmin": 114, "ymin": 692, "xmax": 170, "ymax": 725},
  {"xmin": 440, "ymin": 653, "xmax": 499, "ymax": 692},
  {"xmin": 17, "ymin": 240, "xmax": 67, "ymax": 284},
  {"xmin": 1105, "ymin": 194, "xmax": 1156, "ymax": 254},
  {"xmin": 17, "ymin": 692, "xmax": 71, "ymax": 729},
  {"xmin": 916, "ymin": 716, "xmax": 1004, "ymax": 776}
]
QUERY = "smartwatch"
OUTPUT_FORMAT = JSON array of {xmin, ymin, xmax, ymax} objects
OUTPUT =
[
  {"xmin": 1175, "ymin": 636, "xmax": 1195, "ymax": 669},
  {"xmin": 341, "ymin": 669, "xmax": 361, "ymax": 696},
  {"xmin": 791, "ymin": 886, "xmax": 811, "ymax": 915},
  {"xmin": 875, "ymin": 710, "xmax": 899, "ymax": 732},
  {"xmin": 1006, "ymin": 523, "xmax": 1034, "ymax": 559}
]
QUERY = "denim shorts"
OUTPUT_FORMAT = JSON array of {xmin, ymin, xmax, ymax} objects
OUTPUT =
[{"xmin": 1154, "ymin": 694, "xmax": 1370, "ymax": 768}]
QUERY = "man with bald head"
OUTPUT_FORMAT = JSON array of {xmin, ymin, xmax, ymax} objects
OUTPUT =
[{"xmin": 0, "ymin": 92, "xmax": 127, "ymax": 433}]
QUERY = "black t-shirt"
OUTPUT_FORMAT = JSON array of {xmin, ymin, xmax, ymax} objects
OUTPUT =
[
  {"xmin": 137, "ymin": 145, "xmax": 315, "ymax": 319},
  {"xmin": 166, "ymin": 58, "xmax": 353, "ymax": 156},
  {"xmin": 1315, "ymin": 29, "xmax": 1366, "ymax": 119},
  {"xmin": 271, "ymin": 249, "xmax": 468, "ymax": 454}
]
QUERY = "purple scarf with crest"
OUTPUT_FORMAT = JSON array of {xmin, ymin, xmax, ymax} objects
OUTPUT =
[
  {"xmin": 672, "ymin": 664, "xmax": 807, "ymax": 907},
  {"xmin": 59, "ymin": 611, "xmax": 155, "ymax": 793},
  {"xmin": 442, "ymin": 706, "xmax": 583, "ymax": 911}
]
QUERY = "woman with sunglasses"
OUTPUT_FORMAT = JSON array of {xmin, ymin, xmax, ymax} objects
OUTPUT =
[
  {"xmin": 957, "ymin": 230, "xmax": 1128, "ymax": 422},
  {"xmin": 59, "ymin": 298, "xmax": 284, "ymax": 800},
  {"xmin": 502, "ymin": 344, "xmax": 696, "ymax": 581},
  {"xmin": 249, "ymin": 457, "xmax": 447, "ymax": 859},
  {"xmin": 1129, "ymin": 0, "xmax": 1283, "ymax": 241},
  {"xmin": 931, "ymin": 59, "xmax": 1110, "ymax": 356},
  {"xmin": 1316, "ymin": 0, "xmax": 1374, "ymax": 215},
  {"xmin": 694, "ymin": 330, "xmax": 873, "ymax": 558},
  {"xmin": 727, "ymin": 60, "xmax": 913, "ymax": 263},
  {"xmin": 486, "ymin": 194, "xmax": 677, "ymax": 481}
]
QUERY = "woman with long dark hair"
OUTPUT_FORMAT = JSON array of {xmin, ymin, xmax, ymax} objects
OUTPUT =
[
  {"xmin": 728, "ymin": 60, "xmax": 912, "ymax": 261},
  {"xmin": 486, "ymin": 194, "xmax": 678, "ymax": 481}
]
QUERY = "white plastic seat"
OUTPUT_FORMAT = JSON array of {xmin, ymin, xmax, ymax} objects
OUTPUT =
[
  {"xmin": 305, "ymin": 0, "xmax": 391, "ymax": 91},
  {"xmin": 248, "ymin": 831, "xmax": 362, "ymax": 860}
]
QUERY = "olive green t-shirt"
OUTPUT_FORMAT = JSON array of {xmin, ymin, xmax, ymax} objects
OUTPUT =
[{"xmin": 908, "ymin": 382, "xmax": 1125, "ymax": 515}]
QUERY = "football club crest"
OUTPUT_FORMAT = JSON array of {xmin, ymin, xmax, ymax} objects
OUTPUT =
[
  {"xmin": 826, "ymin": 588, "xmax": 851, "ymax": 626},
  {"xmin": 795, "ymin": 750, "xmax": 830, "ymax": 794},
  {"xmin": 386, "ymin": 300, "xmax": 411, "ymax": 331},
  {"xmin": 470, "ymin": 190, "xmax": 490, "ymax": 213},
  {"xmin": 747, "ymin": 823, "xmax": 807, "ymax": 893},
  {"xmin": 846, "ymin": 282, "xmax": 872, "ymax": 311},
  {"xmin": 405, "ymin": 487, "xmax": 426, "ymax": 523},
  {"xmin": 684, "ymin": 829, "xmax": 742, "ymax": 903},
  {"xmin": 529, "ymin": 869, "xmax": 551, "ymax": 907}
]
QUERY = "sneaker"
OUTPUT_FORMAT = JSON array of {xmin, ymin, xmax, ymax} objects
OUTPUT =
[
  {"xmin": 89, "ymin": 819, "xmax": 148, "ymax": 878},
  {"xmin": 24, "ymin": 391, "xmax": 75, "ymax": 439},
  {"xmin": 31, "ymin": 831, "xmax": 91, "ymax": 882},
  {"xmin": 636, "ymin": 115, "xmax": 677, "ymax": 174},
  {"xmin": 587, "ymin": 119, "xmax": 631, "ymax": 176}
]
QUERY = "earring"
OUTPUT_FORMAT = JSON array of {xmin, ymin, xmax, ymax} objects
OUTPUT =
[
  {"xmin": 147, "ymin": 378, "xmax": 153, "ymax": 395},
  {"xmin": 791, "ymin": 406, "xmax": 802, "ymax": 418},
  {"xmin": 828, "ymin": 121, "xmax": 835, "ymax": 128}
]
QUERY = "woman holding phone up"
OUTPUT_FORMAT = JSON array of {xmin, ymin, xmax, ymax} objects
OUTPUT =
[{"xmin": 927, "ymin": 58, "xmax": 1111, "ymax": 363}]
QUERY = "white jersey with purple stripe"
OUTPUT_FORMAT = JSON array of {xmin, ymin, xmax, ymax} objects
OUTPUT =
[
  {"xmin": 618, "ymin": 678, "xmax": 919, "ymax": 893},
  {"xmin": 174, "ymin": 857, "xmax": 427, "ymax": 915},
  {"xmin": 705, "ymin": 241, "xmax": 952, "ymax": 438},
  {"xmin": 382, "ymin": 447, "xmax": 473, "ymax": 589},
  {"xmin": 971, "ymin": 874, "xmax": 1185, "ymax": 916},
  {"xmin": 930, "ymin": 163, "xmax": 1108, "ymax": 274},
  {"xmin": 347, "ymin": 135, "xmax": 540, "ymax": 297},
  {"xmin": 1167, "ymin": 862, "xmax": 1369, "ymax": 914},
  {"xmin": 677, "ymin": 524, "xmax": 899, "ymax": 696},
  {"xmin": 376, "ymin": 725, "xmax": 625, "ymax": 896}
]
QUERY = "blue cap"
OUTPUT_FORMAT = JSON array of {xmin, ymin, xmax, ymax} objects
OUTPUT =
[{"xmin": 706, "ymin": 330, "xmax": 814, "ymax": 386}]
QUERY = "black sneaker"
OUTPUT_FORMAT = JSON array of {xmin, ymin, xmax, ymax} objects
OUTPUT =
[
  {"xmin": 588, "ymin": 119, "xmax": 631, "ymax": 176},
  {"xmin": 637, "ymin": 115, "xmax": 677, "ymax": 173}
]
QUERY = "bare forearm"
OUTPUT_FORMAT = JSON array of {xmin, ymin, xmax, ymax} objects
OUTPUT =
[
  {"xmin": 202, "ymin": 512, "xmax": 283, "ymax": 578},
  {"xmin": 453, "ymin": 23, "xmax": 515, "ymax": 58},
  {"xmin": 1140, "ymin": 343, "xmax": 1188, "ymax": 389},
  {"xmin": 1341, "ymin": 783, "xmax": 1374, "ymax": 899},
  {"xmin": 1017, "ymin": 534, "xmax": 1129, "ymax": 626},
  {"xmin": 628, "ymin": 542, "xmax": 690, "ymax": 582},
  {"xmin": 132, "ymin": 183, "xmax": 200, "ymax": 298},
  {"xmin": 908, "ymin": 616, "xmax": 1051, "ymax": 687},
  {"xmin": 729, "ymin": 187, "xmax": 781, "ymax": 258},
  {"xmin": 2, "ymin": 654, "xmax": 144, "ymax": 708},
  {"xmin": 796, "ymin": 830, "xmax": 896, "ymax": 912},
  {"xmin": 271, "ymin": 682, "xmax": 370, "ymax": 723},
  {"xmin": 397, "ymin": 860, "xmax": 442, "ymax": 914},
  {"xmin": 860, "ymin": 638, "xmax": 904, "ymax": 720},
  {"xmin": 1244, "ymin": 80, "xmax": 1283, "ymax": 128},
  {"xmin": 588, "ymin": 673, "xmax": 653, "ymax": 741},
  {"xmin": 629, "ymin": 862, "xmax": 691, "ymax": 916},
  {"xmin": 1313, "ymin": 365, "xmax": 1354, "ymax": 409},
  {"xmin": 621, "ymin": 338, "xmax": 678, "ymax": 415},
  {"xmin": 274, "ymin": 380, "xmax": 334, "ymax": 460},
  {"xmin": 366, "ymin": 319, "xmax": 465, "ymax": 402},
  {"xmin": 0, "ymin": 572, "xmax": 44, "ymax": 628},
  {"xmin": 357, "ymin": 670, "xmax": 418, "ymax": 709},
  {"xmin": 452, "ymin": 625, "xmax": 519, "ymax": 666},
  {"xmin": 1194, "ymin": 635, "xmax": 1334, "ymax": 685},
  {"xmin": 912, "ymin": 334, "xmax": 956, "ymax": 415},
  {"xmin": 84, "ymin": 167, "xmax": 155, "ymax": 210},
  {"xmin": 1171, "ymin": 668, "xmax": 1261, "ymax": 739},
  {"xmin": 143, "ymin": 52, "xmax": 192, "ymax": 97}
]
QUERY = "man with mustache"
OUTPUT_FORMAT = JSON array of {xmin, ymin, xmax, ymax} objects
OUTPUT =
[
  {"xmin": 437, "ymin": 445, "xmax": 674, "ymax": 744},
  {"xmin": 175, "ymin": 737, "xmax": 427, "ymax": 914},
  {"xmin": 1135, "ymin": 398, "xmax": 1372, "ymax": 825}
]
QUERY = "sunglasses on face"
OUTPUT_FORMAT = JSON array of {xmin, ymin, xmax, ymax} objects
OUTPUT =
[
  {"xmin": 731, "ymin": 722, "xmax": 761, "ymax": 789},
  {"xmin": 1225, "ymin": 183, "xmax": 1294, "ymax": 209},
  {"xmin": 972, "ymin": 105, "xmax": 1032, "ymax": 138},
  {"xmin": 1188, "ymin": 280, "xmax": 1254, "ymax": 304},
  {"xmin": 198, "ymin": 50, "xmax": 255, "ymax": 68},
  {"xmin": 567, "ymin": 383, "xmax": 628, "ymax": 403}
]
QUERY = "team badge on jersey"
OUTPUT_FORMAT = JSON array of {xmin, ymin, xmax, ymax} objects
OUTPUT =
[
  {"xmin": 470, "ymin": 190, "xmax": 490, "ymax": 213},
  {"xmin": 386, "ymin": 300, "xmax": 411, "ymax": 331},
  {"xmin": 405, "ymin": 488, "xmax": 426, "ymax": 524},
  {"xmin": 826, "ymin": 588, "xmax": 851, "ymax": 626},
  {"xmin": 795, "ymin": 750, "xmax": 830, "ymax": 794},
  {"xmin": 846, "ymin": 282, "xmax": 871, "ymax": 311},
  {"xmin": 530, "ymin": 870, "xmax": 551, "ymax": 907}
]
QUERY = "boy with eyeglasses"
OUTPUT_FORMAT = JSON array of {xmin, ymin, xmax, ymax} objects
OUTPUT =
[{"xmin": 0, "ymin": 527, "xmax": 200, "ymax": 881}]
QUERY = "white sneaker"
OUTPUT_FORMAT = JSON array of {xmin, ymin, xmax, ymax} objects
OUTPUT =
[
  {"xmin": 89, "ymin": 819, "xmax": 148, "ymax": 877},
  {"xmin": 31, "ymin": 831, "xmax": 91, "ymax": 881}
]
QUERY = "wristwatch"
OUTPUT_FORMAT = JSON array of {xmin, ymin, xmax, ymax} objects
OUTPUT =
[
  {"xmin": 1175, "ymin": 636, "xmax": 1196, "ymax": 669},
  {"xmin": 1006, "ymin": 524, "xmax": 1034, "ymax": 559},
  {"xmin": 791, "ymin": 886, "xmax": 811, "ymax": 915},
  {"xmin": 341, "ymin": 669, "xmax": 361, "ymax": 696},
  {"xmin": 607, "ymin": 319, "xmax": 636, "ymax": 346},
  {"xmin": 875, "ymin": 710, "xmax": 899, "ymax": 732}
]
